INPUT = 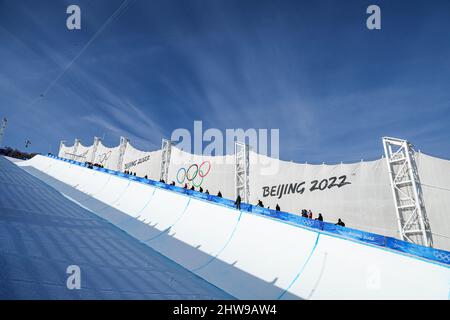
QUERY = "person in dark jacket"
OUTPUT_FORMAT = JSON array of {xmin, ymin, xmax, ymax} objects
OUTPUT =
[
  {"xmin": 234, "ymin": 195, "xmax": 242, "ymax": 210},
  {"xmin": 257, "ymin": 200, "xmax": 264, "ymax": 207},
  {"xmin": 199, "ymin": 186, "xmax": 203, "ymax": 193},
  {"xmin": 184, "ymin": 183, "xmax": 188, "ymax": 189},
  {"xmin": 217, "ymin": 191, "xmax": 222, "ymax": 198},
  {"xmin": 316, "ymin": 213, "xmax": 323, "ymax": 221},
  {"xmin": 190, "ymin": 185, "xmax": 195, "ymax": 191},
  {"xmin": 170, "ymin": 181, "xmax": 175, "ymax": 186},
  {"xmin": 275, "ymin": 204, "xmax": 280, "ymax": 211},
  {"xmin": 205, "ymin": 189, "xmax": 210, "ymax": 195},
  {"xmin": 336, "ymin": 218, "xmax": 345, "ymax": 227}
]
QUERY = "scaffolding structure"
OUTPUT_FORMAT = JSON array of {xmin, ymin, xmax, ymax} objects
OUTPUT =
[
  {"xmin": 160, "ymin": 139, "xmax": 172, "ymax": 182},
  {"xmin": 90, "ymin": 137, "xmax": 101, "ymax": 163},
  {"xmin": 235, "ymin": 141, "xmax": 250, "ymax": 202},
  {"xmin": 117, "ymin": 136, "xmax": 129, "ymax": 172},
  {"xmin": 382, "ymin": 137, "xmax": 433, "ymax": 247}
]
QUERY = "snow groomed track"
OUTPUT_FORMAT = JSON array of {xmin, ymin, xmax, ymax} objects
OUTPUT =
[
  {"xmin": 16, "ymin": 155, "xmax": 450, "ymax": 299},
  {"xmin": 0, "ymin": 156, "xmax": 233, "ymax": 299}
]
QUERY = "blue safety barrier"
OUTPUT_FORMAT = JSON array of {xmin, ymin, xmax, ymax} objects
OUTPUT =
[
  {"xmin": 45, "ymin": 154, "xmax": 450, "ymax": 266},
  {"xmin": 386, "ymin": 237, "xmax": 450, "ymax": 264}
]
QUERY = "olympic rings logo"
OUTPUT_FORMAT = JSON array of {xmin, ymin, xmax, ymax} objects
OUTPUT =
[
  {"xmin": 434, "ymin": 251, "xmax": 450, "ymax": 263},
  {"xmin": 97, "ymin": 151, "xmax": 112, "ymax": 165},
  {"xmin": 176, "ymin": 161, "xmax": 211, "ymax": 188}
]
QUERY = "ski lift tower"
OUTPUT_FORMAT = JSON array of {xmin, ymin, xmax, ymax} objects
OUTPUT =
[
  {"xmin": 382, "ymin": 137, "xmax": 433, "ymax": 247},
  {"xmin": 0, "ymin": 117, "xmax": 7, "ymax": 148}
]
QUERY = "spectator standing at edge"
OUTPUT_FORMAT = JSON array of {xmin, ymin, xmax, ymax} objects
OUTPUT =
[
  {"xmin": 257, "ymin": 200, "xmax": 264, "ymax": 207},
  {"xmin": 199, "ymin": 186, "xmax": 203, "ymax": 193},
  {"xmin": 336, "ymin": 218, "xmax": 345, "ymax": 227},
  {"xmin": 205, "ymin": 189, "xmax": 210, "ymax": 195},
  {"xmin": 217, "ymin": 191, "xmax": 222, "ymax": 198},
  {"xmin": 316, "ymin": 213, "xmax": 323, "ymax": 221},
  {"xmin": 234, "ymin": 194, "xmax": 242, "ymax": 210},
  {"xmin": 308, "ymin": 210, "xmax": 313, "ymax": 219},
  {"xmin": 275, "ymin": 204, "xmax": 280, "ymax": 211}
]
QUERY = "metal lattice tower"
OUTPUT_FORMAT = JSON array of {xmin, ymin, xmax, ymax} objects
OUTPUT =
[
  {"xmin": 382, "ymin": 137, "xmax": 433, "ymax": 247},
  {"xmin": 160, "ymin": 139, "xmax": 172, "ymax": 182},
  {"xmin": 0, "ymin": 117, "xmax": 8, "ymax": 148},
  {"xmin": 118, "ymin": 136, "xmax": 129, "ymax": 171},
  {"xmin": 235, "ymin": 141, "xmax": 250, "ymax": 202}
]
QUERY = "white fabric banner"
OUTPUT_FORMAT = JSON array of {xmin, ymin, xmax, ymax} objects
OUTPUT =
[
  {"xmin": 57, "ymin": 138, "xmax": 450, "ymax": 250},
  {"xmin": 72, "ymin": 142, "xmax": 93, "ymax": 162},
  {"xmin": 249, "ymin": 152, "xmax": 399, "ymax": 238},
  {"xmin": 121, "ymin": 142, "xmax": 161, "ymax": 179},
  {"xmin": 93, "ymin": 141, "xmax": 120, "ymax": 170},
  {"xmin": 416, "ymin": 152, "xmax": 450, "ymax": 250},
  {"xmin": 58, "ymin": 142, "xmax": 74, "ymax": 159},
  {"xmin": 167, "ymin": 146, "xmax": 235, "ymax": 197}
]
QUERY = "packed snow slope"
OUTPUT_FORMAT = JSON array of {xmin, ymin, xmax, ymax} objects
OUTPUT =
[{"xmin": 0, "ymin": 156, "xmax": 233, "ymax": 299}]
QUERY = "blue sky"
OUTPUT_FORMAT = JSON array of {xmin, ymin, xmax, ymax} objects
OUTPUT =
[{"xmin": 0, "ymin": 0, "xmax": 449, "ymax": 163}]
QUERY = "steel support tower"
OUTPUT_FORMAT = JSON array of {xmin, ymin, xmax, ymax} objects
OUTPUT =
[
  {"xmin": 160, "ymin": 139, "xmax": 172, "ymax": 182},
  {"xmin": 90, "ymin": 136, "xmax": 101, "ymax": 163},
  {"xmin": 382, "ymin": 137, "xmax": 433, "ymax": 247},
  {"xmin": 235, "ymin": 141, "xmax": 250, "ymax": 202},
  {"xmin": 118, "ymin": 136, "xmax": 129, "ymax": 172}
]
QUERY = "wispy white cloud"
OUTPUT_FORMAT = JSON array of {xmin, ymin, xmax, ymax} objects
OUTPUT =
[{"xmin": 1, "ymin": 0, "xmax": 450, "ymax": 163}]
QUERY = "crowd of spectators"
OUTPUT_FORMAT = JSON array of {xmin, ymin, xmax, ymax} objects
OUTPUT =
[
  {"xmin": 85, "ymin": 161, "xmax": 104, "ymax": 169},
  {"xmin": 82, "ymin": 162, "xmax": 347, "ymax": 227},
  {"xmin": 250, "ymin": 201, "xmax": 345, "ymax": 227}
]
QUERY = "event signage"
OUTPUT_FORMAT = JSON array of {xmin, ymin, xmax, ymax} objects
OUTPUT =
[{"xmin": 262, "ymin": 175, "xmax": 352, "ymax": 199}]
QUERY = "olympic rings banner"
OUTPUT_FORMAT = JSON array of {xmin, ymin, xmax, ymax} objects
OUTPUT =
[
  {"xmin": 176, "ymin": 161, "xmax": 211, "ymax": 188},
  {"xmin": 94, "ymin": 141, "xmax": 120, "ymax": 170},
  {"xmin": 168, "ymin": 146, "xmax": 235, "ymax": 196}
]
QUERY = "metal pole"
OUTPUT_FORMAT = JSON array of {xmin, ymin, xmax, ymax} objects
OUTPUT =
[{"xmin": 0, "ymin": 117, "xmax": 7, "ymax": 148}]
